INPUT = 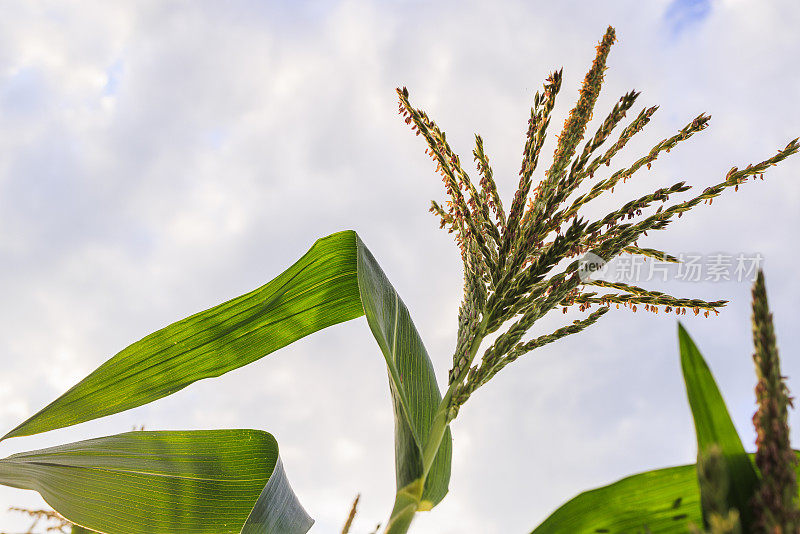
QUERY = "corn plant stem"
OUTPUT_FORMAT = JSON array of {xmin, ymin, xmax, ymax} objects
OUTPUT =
[{"xmin": 383, "ymin": 319, "xmax": 489, "ymax": 534}]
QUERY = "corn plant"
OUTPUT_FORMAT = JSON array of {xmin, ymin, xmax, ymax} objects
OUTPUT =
[
  {"xmin": 0, "ymin": 26, "xmax": 797, "ymax": 534},
  {"xmin": 531, "ymin": 271, "xmax": 799, "ymax": 533}
]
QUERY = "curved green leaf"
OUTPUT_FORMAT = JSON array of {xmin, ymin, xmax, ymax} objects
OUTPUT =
[
  {"xmin": 2, "ymin": 231, "xmax": 362, "ymax": 439},
  {"xmin": 679, "ymin": 322, "xmax": 758, "ymax": 528},
  {"xmin": 2, "ymin": 230, "xmax": 451, "ymax": 507},
  {"xmin": 0, "ymin": 429, "xmax": 312, "ymax": 534},
  {"xmin": 356, "ymin": 238, "xmax": 451, "ymax": 506}
]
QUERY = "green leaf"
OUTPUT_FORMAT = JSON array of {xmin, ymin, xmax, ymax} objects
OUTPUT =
[
  {"xmin": 2, "ymin": 230, "xmax": 451, "ymax": 507},
  {"xmin": 530, "ymin": 453, "xmax": 800, "ymax": 533},
  {"xmin": 2, "ymin": 231, "xmax": 361, "ymax": 440},
  {"xmin": 356, "ymin": 238, "xmax": 451, "ymax": 507},
  {"xmin": 531, "ymin": 463, "xmax": 702, "ymax": 533},
  {"xmin": 0, "ymin": 429, "xmax": 312, "ymax": 534},
  {"xmin": 678, "ymin": 322, "xmax": 759, "ymax": 528}
]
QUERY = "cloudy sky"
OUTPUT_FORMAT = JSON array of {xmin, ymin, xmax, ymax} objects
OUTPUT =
[{"xmin": 1, "ymin": 0, "xmax": 799, "ymax": 532}]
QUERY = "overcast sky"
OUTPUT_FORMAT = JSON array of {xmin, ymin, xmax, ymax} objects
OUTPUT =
[{"xmin": 1, "ymin": 1, "xmax": 799, "ymax": 532}]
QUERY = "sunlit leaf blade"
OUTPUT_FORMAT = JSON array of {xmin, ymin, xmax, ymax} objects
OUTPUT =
[
  {"xmin": 0, "ymin": 430, "xmax": 312, "ymax": 534},
  {"xmin": 531, "ymin": 453, "xmax": 800, "ymax": 533},
  {"xmin": 3, "ymin": 231, "xmax": 363, "ymax": 440},
  {"xmin": 2, "ymin": 230, "xmax": 451, "ymax": 507},
  {"xmin": 679, "ymin": 323, "xmax": 759, "ymax": 528}
]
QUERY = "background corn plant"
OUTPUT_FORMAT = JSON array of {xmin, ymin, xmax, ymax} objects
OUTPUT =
[
  {"xmin": 1, "ymin": 3, "xmax": 800, "ymax": 533},
  {"xmin": 531, "ymin": 271, "xmax": 800, "ymax": 533}
]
